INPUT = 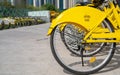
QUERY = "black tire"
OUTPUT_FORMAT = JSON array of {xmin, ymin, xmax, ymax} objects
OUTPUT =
[
  {"xmin": 18, "ymin": 22, "xmax": 22, "ymax": 27},
  {"xmin": 14, "ymin": 23, "xmax": 19, "ymax": 28},
  {"xmin": 4, "ymin": 24, "xmax": 10, "ymax": 29},
  {"xmin": 0, "ymin": 21, "xmax": 4, "ymax": 30},
  {"xmin": 8, "ymin": 23, "xmax": 11, "ymax": 29},
  {"xmin": 3, "ymin": 22, "xmax": 10, "ymax": 29},
  {"xmin": 50, "ymin": 19, "xmax": 116, "ymax": 75},
  {"xmin": 10, "ymin": 23, "xmax": 16, "ymax": 28},
  {"xmin": 28, "ymin": 21, "xmax": 32, "ymax": 26},
  {"xmin": 27, "ymin": 21, "xmax": 30, "ymax": 26},
  {"xmin": 0, "ymin": 25, "xmax": 3, "ymax": 30},
  {"xmin": 21, "ymin": 22, "xmax": 24, "ymax": 27}
]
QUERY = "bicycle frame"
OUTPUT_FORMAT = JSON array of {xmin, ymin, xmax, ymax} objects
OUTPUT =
[
  {"xmin": 47, "ymin": 1, "xmax": 120, "ymax": 43},
  {"xmin": 48, "ymin": 1, "xmax": 119, "ymax": 74},
  {"xmin": 85, "ymin": 2, "xmax": 120, "ymax": 43}
]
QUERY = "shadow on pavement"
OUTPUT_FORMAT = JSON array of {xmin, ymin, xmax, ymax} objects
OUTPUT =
[
  {"xmin": 63, "ymin": 50, "xmax": 120, "ymax": 75},
  {"xmin": 97, "ymin": 50, "xmax": 120, "ymax": 74}
]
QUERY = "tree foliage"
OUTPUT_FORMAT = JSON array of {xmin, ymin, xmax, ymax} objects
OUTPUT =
[
  {"xmin": 0, "ymin": 0, "xmax": 13, "ymax": 8},
  {"xmin": 26, "ymin": 5, "xmax": 41, "ymax": 11},
  {"xmin": 40, "ymin": 4, "xmax": 59, "ymax": 12}
]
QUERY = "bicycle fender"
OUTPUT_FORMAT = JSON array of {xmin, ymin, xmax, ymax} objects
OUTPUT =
[{"xmin": 47, "ymin": 6, "xmax": 106, "ymax": 35}]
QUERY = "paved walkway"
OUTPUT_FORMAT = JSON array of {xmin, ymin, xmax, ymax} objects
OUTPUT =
[{"xmin": 0, "ymin": 23, "xmax": 119, "ymax": 75}]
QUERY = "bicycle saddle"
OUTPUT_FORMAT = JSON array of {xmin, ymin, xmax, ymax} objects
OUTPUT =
[{"xmin": 92, "ymin": 0, "xmax": 105, "ymax": 6}]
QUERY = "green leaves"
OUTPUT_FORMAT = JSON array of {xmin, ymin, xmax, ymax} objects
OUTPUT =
[{"xmin": 40, "ymin": 4, "xmax": 59, "ymax": 12}]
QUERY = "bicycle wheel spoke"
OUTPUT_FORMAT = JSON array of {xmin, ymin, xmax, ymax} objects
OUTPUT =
[{"xmin": 50, "ymin": 19, "xmax": 116, "ymax": 74}]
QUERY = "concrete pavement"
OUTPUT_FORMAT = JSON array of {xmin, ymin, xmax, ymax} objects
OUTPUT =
[{"xmin": 0, "ymin": 23, "xmax": 119, "ymax": 75}]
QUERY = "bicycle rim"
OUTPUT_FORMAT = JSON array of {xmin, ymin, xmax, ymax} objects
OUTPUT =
[{"xmin": 50, "ymin": 19, "xmax": 116, "ymax": 75}]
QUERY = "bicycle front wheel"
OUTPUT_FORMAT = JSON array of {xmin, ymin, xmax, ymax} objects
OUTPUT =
[{"xmin": 50, "ymin": 19, "xmax": 116, "ymax": 75}]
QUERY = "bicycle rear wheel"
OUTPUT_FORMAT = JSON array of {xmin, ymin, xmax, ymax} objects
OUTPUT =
[
  {"xmin": 60, "ymin": 24, "xmax": 105, "ymax": 57},
  {"xmin": 50, "ymin": 19, "xmax": 116, "ymax": 75}
]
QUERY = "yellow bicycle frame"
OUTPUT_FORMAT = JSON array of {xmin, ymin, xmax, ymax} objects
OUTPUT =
[
  {"xmin": 86, "ymin": 2, "xmax": 120, "ymax": 43},
  {"xmin": 47, "ymin": 2, "xmax": 120, "ymax": 43}
]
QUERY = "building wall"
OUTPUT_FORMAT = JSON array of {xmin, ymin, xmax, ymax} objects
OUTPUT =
[
  {"xmin": 14, "ymin": 0, "xmax": 26, "ymax": 8},
  {"xmin": 26, "ymin": 0, "xmax": 33, "ymax": 6},
  {"xmin": 2, "ymin": 0, "xmax": 93, "ymax": 10}
]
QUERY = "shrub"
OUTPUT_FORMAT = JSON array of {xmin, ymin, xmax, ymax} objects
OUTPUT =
[
  {"xmin": 40, "ymin": 4, "xmax": 59, "ymax": 12},
  {"xmin": 26, "ymin": 5, "xmax": 41, "ymax": 11}
]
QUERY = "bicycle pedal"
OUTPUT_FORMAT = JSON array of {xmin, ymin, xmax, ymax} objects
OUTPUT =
[{"xmin": 89, "ymin": 57, "xmax": 96, "ymax": 63}]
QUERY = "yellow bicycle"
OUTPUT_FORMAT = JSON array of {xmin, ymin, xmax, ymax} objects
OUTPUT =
[{"xmin": 47, "ymin": 0, "xmax": 120, "ymax": 74}]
